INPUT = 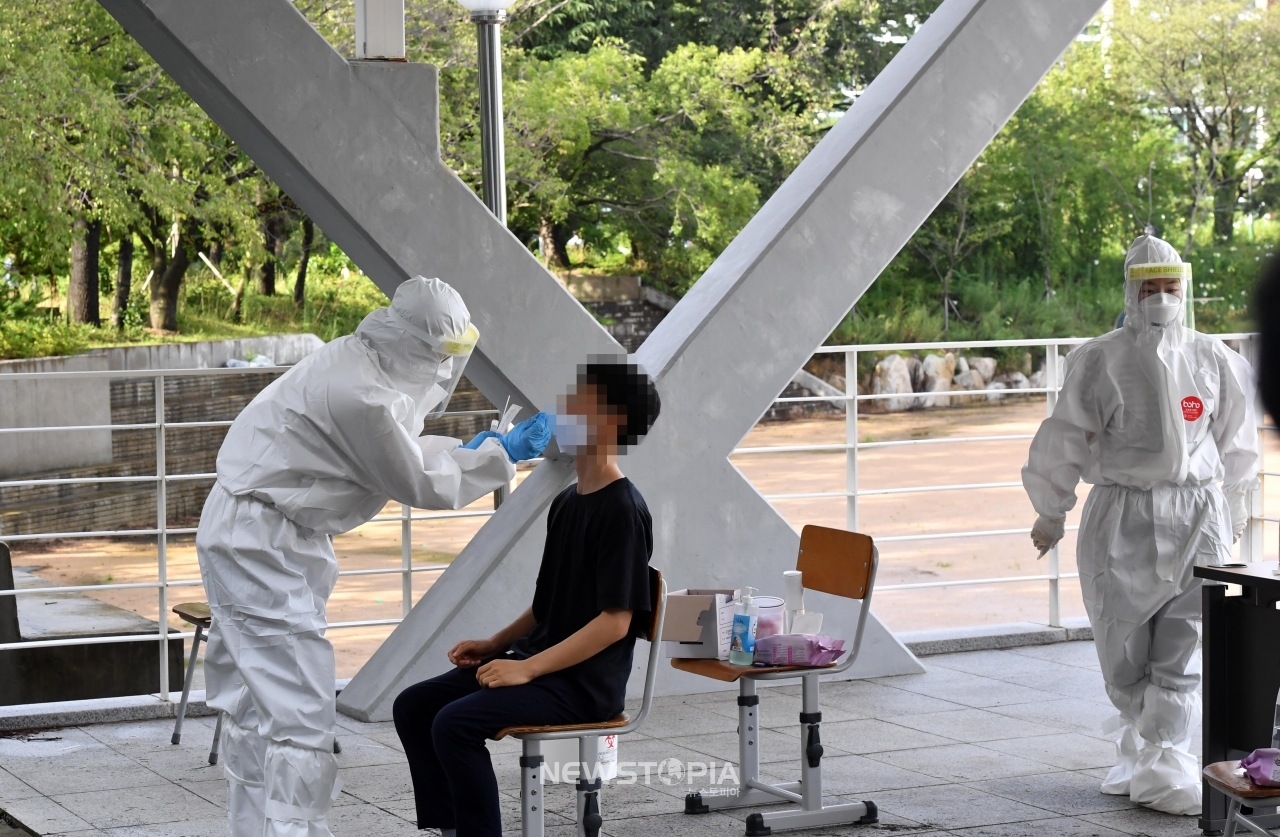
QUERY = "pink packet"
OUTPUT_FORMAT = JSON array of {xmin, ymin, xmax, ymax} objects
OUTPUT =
[
  {"xmin": 1241, "ymin": 749, "xmax": 1280, "ymax": 787},
  {"xmin": 753, "ymin": 634, "xmax": 846, "ymax": 667}
]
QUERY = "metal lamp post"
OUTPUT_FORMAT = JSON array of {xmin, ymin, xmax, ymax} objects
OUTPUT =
[
  {"xmin": 456, "ymin": 0, "xmax": 514, "ymax": 224},
  {"xmin": 457, "ymin": 0, "xmax": 514, "ymax": 508}
]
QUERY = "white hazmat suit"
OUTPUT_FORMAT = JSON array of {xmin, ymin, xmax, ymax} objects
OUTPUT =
[
  {"xmin": 196, "ymin": 277, "xmax": 516, "ymax": 836},
  {"xmin": 1022, "ymin": 235, "xmax": 1259, "ymax": 816}
]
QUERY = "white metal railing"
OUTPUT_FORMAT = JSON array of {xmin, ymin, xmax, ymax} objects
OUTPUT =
[
  {"xmin": 0, "ymin": 365, "xmax": 501, "ymax": 700},
  {"xmin": 730, "ymin": 332, "xmax": 1266, "ymax": 629},
  {"xmin": 0, "ymin": 333, "xmax": 1267, "ymax": 705}
]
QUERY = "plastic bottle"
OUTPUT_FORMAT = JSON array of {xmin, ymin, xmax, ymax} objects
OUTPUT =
[
  {"xmin": 728, "ymin": 587, "xmax": 760, "ymax": 666},
  {"xmin": 1272, "ymin": 685, "xmax": 1280, "ymax": 748},
  {"xmin": 783, "ymin": 570, "xmax": 804, "ymax": 634}
]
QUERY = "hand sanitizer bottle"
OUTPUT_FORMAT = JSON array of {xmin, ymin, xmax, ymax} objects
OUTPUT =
[{"xmin": 729, "ymin": 587, "xmax": 759, "ymax": 666}]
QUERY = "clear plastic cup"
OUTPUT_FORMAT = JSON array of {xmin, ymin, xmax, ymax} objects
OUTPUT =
[{"xmin": 754, "ymin": 596, "xmax": 786, "ymax": 639}]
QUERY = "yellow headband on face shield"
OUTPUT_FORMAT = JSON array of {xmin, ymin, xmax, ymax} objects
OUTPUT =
[
  {"xmin": 386, "ymin": 310, "xmax": 479, "ymax": 356},
  {"xmin": 1126, "ymin": 263, "xmax": 1192, "ymax": 282},
  {"xmin": 439, "ymin": 323, "xmax": 479, "ymax": 357}
]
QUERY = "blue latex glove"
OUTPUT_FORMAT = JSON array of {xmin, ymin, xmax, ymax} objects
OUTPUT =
[
  {"xmin": 461, "ymin": 430, "xmax": 501, "ymax": 450},
  {"xmin": 500, "ymin": 412, "xmax": 552, "ymax": 462}
]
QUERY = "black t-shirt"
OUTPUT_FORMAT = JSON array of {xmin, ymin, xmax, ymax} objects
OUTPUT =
[{"xmin": 509, "ymin": 477, "xmax": 653, "ymax": 718}]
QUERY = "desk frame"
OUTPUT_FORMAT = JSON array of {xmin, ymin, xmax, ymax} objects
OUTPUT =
[{"xmin": 1200, "ymin": 568, "xmax": 1280, "ymax": 835}]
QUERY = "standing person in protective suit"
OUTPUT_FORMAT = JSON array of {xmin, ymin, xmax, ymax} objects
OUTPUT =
[
  {"xmin": 197, "ymin": 276, "xmax": 551, "ymax": 837},
  {"xmin": 1022, "ymin": 234, "xmax": 1259, "ymax": 816}
]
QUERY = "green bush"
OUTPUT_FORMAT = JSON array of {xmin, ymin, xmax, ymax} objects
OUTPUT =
[
  {"xmin": 1186, "ymin": 239, "xmax": 1276, "ymax": 334},
  {"xmin": 0, "ymin": 317, "xmax": 92, "ymax": 359}
]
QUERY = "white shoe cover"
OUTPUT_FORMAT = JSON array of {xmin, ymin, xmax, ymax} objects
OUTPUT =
[
  {"xmin": 1100, "ymin": 720, "xmax": 1142, "ymax": 796},
  {"xmin": 221, "ymin": 716, "xmax": 268, "ymax": 837},
  {"xmin": 263, "ymin": 740, "xmax": 340, "ymax": 837},
  {"xmin": 1130, "ymin": 741, "xmax": 1201, "ymax": 816},
  {"xmin": 1128, "ymin": 683, "xmax": 1200, "ymax": 815}
]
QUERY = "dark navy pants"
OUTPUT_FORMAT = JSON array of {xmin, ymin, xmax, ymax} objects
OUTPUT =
[{"xmin": 392, "ymin": 662, "xmax": 597, "ymax": 836}]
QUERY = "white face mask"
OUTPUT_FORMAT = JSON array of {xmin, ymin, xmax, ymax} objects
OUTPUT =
[
  {"xmin": 553, "ymin": 412, "xmax": 590, "ymax": 455},
  {"xmin": 1141, "ymin": 292, "xmax": 1182, "ymax": 328}
]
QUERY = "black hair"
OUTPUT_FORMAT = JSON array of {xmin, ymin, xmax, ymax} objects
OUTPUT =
[{"xmin": 578, "ymin": 357, "xmax": 661, "ymax": 449}]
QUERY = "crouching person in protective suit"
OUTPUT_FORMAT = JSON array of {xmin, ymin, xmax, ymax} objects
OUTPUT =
[{"xmin": 196, "ymin": 276, "xmax": 550, "ymax": 836}]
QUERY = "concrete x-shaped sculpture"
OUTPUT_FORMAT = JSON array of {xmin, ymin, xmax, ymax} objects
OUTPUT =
[{"xmin": 99, "ymin": 0, "xmax": 1105, "ymax": 720}]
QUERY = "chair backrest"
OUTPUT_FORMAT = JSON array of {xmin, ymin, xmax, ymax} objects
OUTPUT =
[
  {"xmin": 505, "ymin": 567, "xmax": 666, "ymax": 740},
  {"xmin": 637, "ymin": 567, "xmax": 664, "ymax": 642},
  {"xmin": 796, "ymin": 525, "xmax": 874, "ymax": 600}
]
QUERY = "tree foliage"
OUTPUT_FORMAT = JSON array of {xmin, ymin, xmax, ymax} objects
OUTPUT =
[
  {"xmin": 0, "ymin": 0, "xmax": 290, "ymax": 331},
  {"xmin": 3, "ymin": 0, "xmax": 1280, "ymax": 354},
  {"xmin": 1110, "ymin": 0, "xmax": 1280, "ymax": 245}
]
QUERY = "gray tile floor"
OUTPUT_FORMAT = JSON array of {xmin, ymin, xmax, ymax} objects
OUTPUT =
[{"xmin": 0, "ymin": 641, "xmax": 1256, "ymax": 836}]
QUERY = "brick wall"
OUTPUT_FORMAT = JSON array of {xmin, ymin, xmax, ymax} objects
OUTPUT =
[
  {"xmin": 585, "ymin": 299, "xmax": 670, "ymax": 353},
  {"xmin": 0, "ymin": 373, "xmax": 282, "ymax": 537}
]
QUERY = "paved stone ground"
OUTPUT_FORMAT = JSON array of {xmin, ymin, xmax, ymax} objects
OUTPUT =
[{"xmin": 0, "ymin": 641, "xmax": 1257, "ymax": 837}]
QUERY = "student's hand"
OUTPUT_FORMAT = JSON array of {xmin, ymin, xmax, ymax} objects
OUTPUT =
[
  {"xmin": 448, "ymin": 638, "xmax": 501, "ymax": 668},
  {"xmin": 476, "ymin": 658, "xmax": 536, "ymax": 688}
]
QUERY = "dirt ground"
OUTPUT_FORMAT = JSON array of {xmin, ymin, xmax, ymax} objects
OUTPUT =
[{"xmin": 13, "ymin": 399, "xmax": 1279, "ymax": 678}]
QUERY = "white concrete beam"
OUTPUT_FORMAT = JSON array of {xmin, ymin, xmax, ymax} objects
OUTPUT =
[{"xmin": 345, "ymin": 0, "xmax": 1106, "ymax": 717}]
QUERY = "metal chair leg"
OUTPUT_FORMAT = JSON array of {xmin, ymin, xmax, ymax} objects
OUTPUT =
[
  {"xmin": 520, "ymin": 739, "xmax": 545, "ymax": 837},
  {"xmin": 1225, "ymin": 798, "xmax": 1242, "ymax": 837},
  {"xmin": 685, "ymin": 677, "xmax": 802, "ymax": 814},
  {"xmin": 1226, "ymin": 797, "xmax": 1278, "ymax": 837},
  {"xmin": 209, "ymin": 711, "xmax": 223, "ymax": 766},
  {"xmin": 172, "ymin": 624, "xmax": 203, "ymax": 745},
  {"xmin": 577, "ymin": 735, "xmax": 602, "ymax": 837},
  {"xmin": 799, "ymin": 673, "xmax": 823, "ymax": 812}
]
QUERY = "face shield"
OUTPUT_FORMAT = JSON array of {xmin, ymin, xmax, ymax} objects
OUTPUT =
[
  {"xmin": 1124, "ymin": 261, "xmax": 1193, "ymax": 342},
  {"xmin": 422, "ymin": 322, "xmax": 479, "ymax": 420},
  {"xmin": 385, "ymin": 306, "xmax": 480, "ymax": 420}
]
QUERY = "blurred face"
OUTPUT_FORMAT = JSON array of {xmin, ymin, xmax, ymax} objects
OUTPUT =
[
  {"xmin": 1138, "ymin": 277, "xmax": 1182, "ymax": 301},
  {"xmin": 560, "ymin": 382, "xmax": 626, "ymax": 454}
]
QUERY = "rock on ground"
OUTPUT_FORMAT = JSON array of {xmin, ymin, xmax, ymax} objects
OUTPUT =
[
  {"xmin": 920, "ymin": 352, "xmax": 957, "ymax": 408},
  {"xmin": 905, "ymin": 355, "xmax": 924, "ymax": 392},
  {"xmin": 951, "ymin": 369, "xmax": 986, "ymax": 405},
  {"xmin": 872, "ymin": 354, "xmax": 916, "ymax": 412},
  {"xmin": 966, "ymin": 356, "xmax": 998, "ymax": 383},
  {"xmin": 994, "ymin": 370, "xmax": 1030, "ymax": 390}
]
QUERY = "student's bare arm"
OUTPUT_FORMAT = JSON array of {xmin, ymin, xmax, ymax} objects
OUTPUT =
[
  {"xmin": 476, "ymin": 609, "xmax": 631, "ymax": 688},
  {"xmin": 448, "ymin": 607, "xmax": 537, "ymax": 668}
]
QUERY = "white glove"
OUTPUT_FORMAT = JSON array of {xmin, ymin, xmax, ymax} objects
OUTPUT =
[
  {"xmin": 1227, "ymin": 490, "xmax": 1249, "ymax": 544},
  {"xmin": 1031, "ymin": 515, "xmax": 1066, "ymax": 554}
]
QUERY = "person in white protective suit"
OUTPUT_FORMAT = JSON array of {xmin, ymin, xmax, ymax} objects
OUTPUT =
[
  {"xmin": 1022, "ymin": 234, "xmax": 1260, "ymax": 816},
  {"xmin": 197, "ymin": 276, "xmax": 549, "ymax": 837}
]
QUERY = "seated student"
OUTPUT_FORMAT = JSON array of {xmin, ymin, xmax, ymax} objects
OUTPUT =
[{"xmin": 392, "ymin": 359, "xmax": 661, "ymax": 837}]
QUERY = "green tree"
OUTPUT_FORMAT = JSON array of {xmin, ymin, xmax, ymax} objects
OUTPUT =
[
  {"xmin": 1111, "ymin": 0, "xmax": 1280, "ymax": 245},
  {"xmin": 911, "ymin": 167, "xmax": 1012, "ymax": 336},
  {"xmin": 291, "ymin": 0, "xmax": 944, "ymax": 292},
  {"xmin": 978, "ymin": 40, "xmax": 1185, "ymax": 291},
  {"xmin": 0, "ymin": 0, "xmax": 262, "ymax": 332}
]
